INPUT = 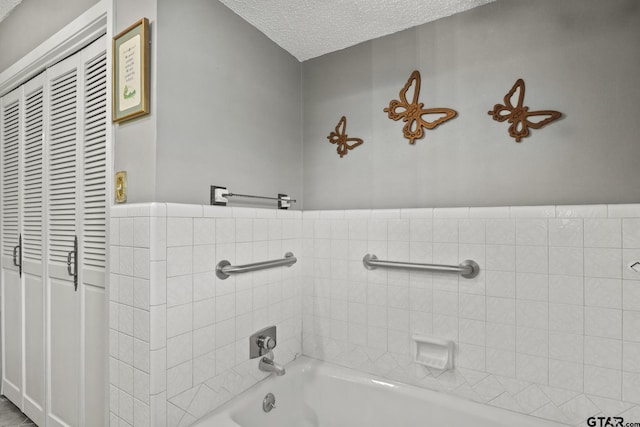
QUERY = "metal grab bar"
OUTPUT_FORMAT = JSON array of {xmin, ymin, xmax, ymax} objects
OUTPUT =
[
  {"xmin": 216, "ymin": 252, "xmax": 297, "ymax": 280},
  {"xmin": 362, "ymin": 254, "xmax": 480, "ymax": 279}
]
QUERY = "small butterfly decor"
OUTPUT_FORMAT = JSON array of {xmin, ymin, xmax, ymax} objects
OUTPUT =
[
  {"xmin": 384, "ymin": 70, "xmax": 457, "ymax": 144},
  {"xmin": 326, "ymin": 115, "xmax": 363, "ymax": 158},
  {"xmin": 488, "ymin": 78, "xmax": 562, "ymax": 142}
]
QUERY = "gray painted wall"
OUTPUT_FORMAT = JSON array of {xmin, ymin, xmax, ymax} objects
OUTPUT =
[
  {"xmin": 302, "ymin": 0, "xmax": 640, "ymax": 210},
  {"xmin": 113, "ymin": 0, "xmax": 158, "ymax": 203},
  {"xmin": 0, "ymin": 0, "xmax": 99, "ymax": 73},
  {"xmin": 155, "ymin": 0, "xmax": 302, "ymax": 207}
]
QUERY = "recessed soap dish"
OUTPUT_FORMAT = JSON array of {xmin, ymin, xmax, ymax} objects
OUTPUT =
[{"xmin": 412, "ymin": 335, "xmax": 454, "ymax": 370}]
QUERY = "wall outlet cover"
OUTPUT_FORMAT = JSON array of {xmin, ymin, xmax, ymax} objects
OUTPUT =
[{"xmin": 115, "ymin": 171, "xmax": 127, "ymax": 203}]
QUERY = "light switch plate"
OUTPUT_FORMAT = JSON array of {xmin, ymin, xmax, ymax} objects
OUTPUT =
[{"xmin": 115, "ymin": 171, "xmax": 127, "ymax": 203}]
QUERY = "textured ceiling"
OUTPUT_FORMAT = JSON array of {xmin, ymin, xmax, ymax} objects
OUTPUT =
[
  {"xmin": 219, "ymin": 0, "xmax": 495, "ymax": 61},
  {"xmin": 0, "ymin": 0, "xmax": 21, "ymax": 22}
]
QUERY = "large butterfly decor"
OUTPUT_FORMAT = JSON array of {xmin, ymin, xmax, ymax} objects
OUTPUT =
[
  {"xmin": 488, "ymin": 78, "xmax": 562, "ymax": 142},
  {"xmin": 384, "ymin": 70, "xmax": 457, "ymax": 144},
  {"xmin": 326, "ymin": 115, "xmax": 363, "ymax": 158}
]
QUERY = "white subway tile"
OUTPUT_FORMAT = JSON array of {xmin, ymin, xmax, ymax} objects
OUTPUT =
[
  {"xmin": 486, "ymin": 323, "xmax": 515, "ymax": 351},
  {"xmin": 400, "ymin": 208, "xmax": 432, "ymax": 219},
  {"xmin": 167, "ymin": 332, "xmax": 192, "ymax": 368},
  {"xmin": 623, "ymin": 341, "xmax": 640, "ymax": 373},
  {"xmin": 331, "ymin": 219, "xmax": 349, "ymax": 240},
  {"xmin": 133, "ymin": 308, "xmax": 150, "ymax": 343},
  {"xmin": 549, "ymin": 219, "xmax": 583, "ymax": 247},
  {"xmin": 128, "ymin": 204, "xmax": 152, "ymax": 217},
  {"xmin": 557, "ymin": 205, "xmax": 607, "ymax": 218},
  {"xmin": 166, "ymin": 304, "xmax": 192, "ymax": 339},
  {"xmin": 167, "ymin": 275, "xmax": 192, "ymax": 308},
  {"xmin": 459, "ymin": 294, "xmax": 485, "ymax": 321},
  {"xmin": 516, "ymin": 327, "xmax": 548, "ymax": 357},
  {"xmin": 516, "ymin": 246, "xmax": 548, "ymax": 274},
  {"xmin": 167, "ymin": 361, "xmax": 192, "ymax": 398},
  {"xmin": 149, "ymin": 305, "xmax": 166, "ymax": 351},
  {"xmin": 487, "ymin": 297, "xmax": 516, "ymax": 325},
  {"xmin": 585, "ymin": 307, "xmax": 622, "ymax": 339},
  {"xmin": 150, "ymin": 217, "xmax": 167, "ymax": 261},
  {"xmin": 166, "ymin": 203, "xmax": 202, "ymax": 218},
  {"xmin": 623, "ymin": 310, "xmax": 640, "ymax": 342},
  {"xmin": 133, "ymin": 369, "xmax": 150, "ymax": 404},
  {"xmin": 120, "ymin": 247, "xmax": 134, "ymax": 276},
  {"xmin": 608, "ymin": 204, "xmax": 640, "ymax": 218},
  {"xmin": 515, "ymin": 219, "xmax": 548, "ymax": 246},
  {"xmin": 548, "ymin": 275, "xmax": 583, "ymax": 305},
  {"xmin": 623, "ymin": 280, "xmax": 640, "ymax": 311},
  {"xmin": 134, "ymin": 248, "xmax": 150, "ymax": 279},
  {"xmin": 585, "ymin": 248, "xmax": 623, "ymax": 279},
  {"xmin": 166, "ymin": 246, "xmax": 193, "ymax": 277},
  {"xmin": 343, "ymin": 209, "xmax": 370, "ymax": 219},
  {"xmin": 486, "ymin": 245, "xmax": 515, "ymax": 272},
  {"xmin": 167, "ymin": 218, "xmax": 193, "ymax": 247},
  {"xmin": 433, "ymin": 207, "xmax": 469, "ymax": 219},
  {"xmin": 584, "ymin": 336, "xmax": 621, "ymax": 370},
  {"xmin": 584, "ymin": 366, "xmax": 621, "ymax": 399},
  {"xmin": 509, "ymin": 206, "xmax": 555, "ymax": 219},
  {"xmin": 193, "ymin": 218, "xmax": 215, "ymax": 245},
  {"xmin": 149, "ymin": 202, "xmax": 167, "ymax": 217},
  {"xmin": 549, "ymin": 359, "xmax": 583, "ymax": 392},
  {"xmin": 110, "ymin": 218, "xmax": 120, "ymax": 246},
  {"xmin": 149, "ymin": 261, "xmax": 167, "ymax": 306},
  {"xmin": 624, "ymin": 219, "xmax": 640, "ymax": 249},
  {"xmin": 585, "ymin": 277, "xmax": 622, "ymax": 309},
  {"xmin": 119, "ymin": 389, "xmax": 134, "ymax": 424},
  {"xmin": 516, "ymin": 300, "xmax": 548, "ymax": 330},
  {"xmin": 469, "ymin": 207, "xmax": 510, "ymax": 219},
  {"xmin": 585, "ymin": 219, "xmax": 622, "ymax": 248},
  {"xmin": 549, "ymin": 247, "xmax": 583, "ymax": 276},
  {"xmin": 459, "ymin": 220, "xmax": 485, "ymax": 244},
  {"xmin": 133, "ymin": 217, "xmax": 150, "ymax": 248},
  {"xmin": 549, "ymin": 332, "xmax": 583, "ymax": 363},
  {"xmin": 549, "ymin": 303, "xmax": 583, "ymax": 334},
  {"xmin": 193, "ymin": 298, "xmax": 215, "ymax": 331},
  {"xmin": 120, "ymin": 218, "xmax": 134, "ymax": 247},
  {"xmin": 623, "ymin": 372, "xmax": 640, "ymax": 404},
  {"xmin": 516, "ymin": 273, "xmax": 548, "ymax": 301},
  {"xmin": 516, "ymin": 354, "xmax": 548, "ymax": 384},
  {"xmin": 486, "ymin": 220, "xmax": 516, "ymax": 245},
  {"xmin": 486, "ymin": 349, "xmax": 516, "ymax": 377}
]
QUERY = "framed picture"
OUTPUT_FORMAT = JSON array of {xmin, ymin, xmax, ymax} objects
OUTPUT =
[{"xmin": 112, "ymin": 18, "xmax": 150, "ymax": 123}]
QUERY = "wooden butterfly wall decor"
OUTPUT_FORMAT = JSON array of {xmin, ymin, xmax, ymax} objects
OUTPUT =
[
  {"xmin": 488, "ymin": 79, "xmax": 562, "ymax": 142},
  {"xmin": 326, "ymin": 116, "xmax": 363, "ymax": 158},
  {"xmin": 384, "ymin": 70, "xmax": 457, "ymax": 144}
]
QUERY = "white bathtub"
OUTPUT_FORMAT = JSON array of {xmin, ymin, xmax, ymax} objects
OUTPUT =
[{"xmin": 192, "ymin": 357, "xmax": 568, "ymax": 427}]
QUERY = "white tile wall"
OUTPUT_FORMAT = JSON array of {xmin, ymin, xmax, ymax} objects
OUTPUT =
[
  {"xmin": 302, "ymin": 204, "xmax": 640, "ymax": 427},
  {"xmin": 110, "ymin": 203, "xmax": 640, "ymax": 427},
  {"xmin": 109, "ymin": 203, "xmax": 302, "ymax": 427}
]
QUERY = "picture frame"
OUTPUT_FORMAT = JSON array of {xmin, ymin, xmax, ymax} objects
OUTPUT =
[{"xmin": 112, "ymin": 18, "xmax": 150, "ymax": 123}]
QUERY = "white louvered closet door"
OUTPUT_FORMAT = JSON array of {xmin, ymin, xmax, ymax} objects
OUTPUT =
[
  {"xmin": 21, "ymin": 73, "xmax": 47, "ymax": 427},
  {"xmin": 1, "ymin": 72, "xmax": 47, "ymax": 427},
  {"xmin": 79, "ymin": 36, "xmax": 107, "ymax": 427},
  {"xmin": 46, "ymin": 35, "xmax": 107, "ymax": 427},
  {"xmin": 1, "ymin": 85, "xmax": 23, "ymax": 408}
]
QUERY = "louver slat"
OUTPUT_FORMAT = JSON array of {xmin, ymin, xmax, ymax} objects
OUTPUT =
[
  {"xmin": 48, "ymin": 69, "xmax": 77, "ymax": 265},
  {"xmin": 23, "ymin": 86, "xmax": 44, "ymax": 262},
  {"xmin": 82, "ymin": 52, "xmax": 107, "ymax": 270},
  {"xmin": 2, "ymin": 99, "xmax": 20, "ymax": 258}
]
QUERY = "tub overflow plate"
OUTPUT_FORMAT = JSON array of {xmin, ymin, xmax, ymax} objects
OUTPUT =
[{"xmin": 263, "ymin": 392, "xmax": 276, "ymax": 413}]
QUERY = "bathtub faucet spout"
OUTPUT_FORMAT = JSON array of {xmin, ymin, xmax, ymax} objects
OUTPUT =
[{"xmin": 259, "ymin": 352, "xmax": 286, "ymax": 376}]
